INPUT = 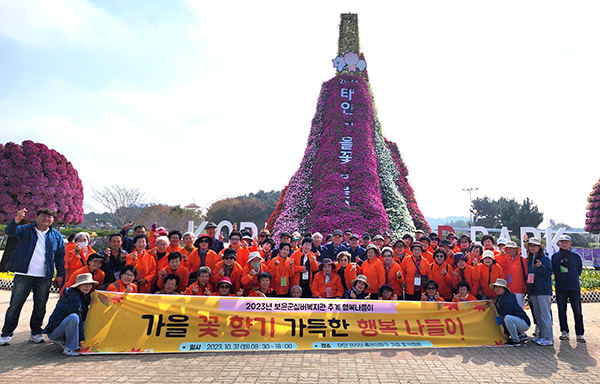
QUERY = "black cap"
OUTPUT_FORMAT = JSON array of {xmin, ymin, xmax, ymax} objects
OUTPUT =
[{"xmin": 206, "ymin": 222, "xmax": 218, "ymax": 229}]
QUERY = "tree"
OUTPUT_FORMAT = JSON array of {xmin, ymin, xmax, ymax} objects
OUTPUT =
[
  {"xmin": 472, "ymin": 196, "xmax": 543, "ymax": 232},
  {"xmin": 549, "ymin": 220, "xmax": 590, "ymax": 248},
  {"xmin": 0, "ymin": 141, "xmax": 84, "ymax": 224},
  {"xmin": 206, "ymin": 190, "xmax": 281, "ymax": 228},
  {"xmin": 89, "ymin": 185, "xmax": 151, "ymax": 228},
  {"xmin": 135, "ymin": 204, "xmax": 202, "ymax": 232}
]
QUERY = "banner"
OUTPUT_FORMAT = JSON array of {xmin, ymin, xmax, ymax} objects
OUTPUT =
[{"xmin": 82, "ymin": 291, "xmax": 505, "ymax": 354}]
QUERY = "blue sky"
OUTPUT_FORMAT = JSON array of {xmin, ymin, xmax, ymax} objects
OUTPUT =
[{"xmin": 1, "ymin": 0, "xmax": 599, "ymax": 229}]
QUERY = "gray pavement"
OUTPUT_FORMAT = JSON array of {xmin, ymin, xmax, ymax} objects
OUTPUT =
[{"xmin": 0, "ymin": 289, "xmax": 599, "ymax": 383}]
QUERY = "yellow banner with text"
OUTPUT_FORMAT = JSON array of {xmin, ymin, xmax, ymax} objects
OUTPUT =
[{"xmin": 82, "ymin": 291, "xmax": 505, "ymax": 354}]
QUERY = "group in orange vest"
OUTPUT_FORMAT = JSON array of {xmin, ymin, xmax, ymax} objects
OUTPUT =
[{"xmin": 59, "ymin": 227, "xmax": 520, "ymax": 303}]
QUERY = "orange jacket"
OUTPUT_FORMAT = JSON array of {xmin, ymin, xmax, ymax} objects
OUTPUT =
[
  {"xmin": 289, "ymin": 250, "xmax": 319, "ymax": 287},
  {"xmin": 106, "ymin": 280, "xmax": 138, "ymax": 293},
  {"xmin": 61, "ymin": 266, "xmax": 105, "ymax": 296},
  {"xmin": 423, "ymin": 250, "xmax": 434, "ymax": 264},
  {"xmin": 334, "ymin": 262, "xmax": 358, "ymax": 292},
  {"xmin": 452, "ymin": 265, "xmax": 480, "ymax": 294},
  {"xmin": 210, "ymin": 292, "xmax": 236, "ymax": 297},
  {"xmin": 382, "ymin": 262, "xmax": 404, "ymax": 296},
  {"xmin": 184, "ymin": 281, "xmax": 213, "ymax": 296},
  {"xmin": 240, "ymin": 261, "xmax": 270, "ymax": 294},
  {"xmin": 157, "ymin": 265, "xmax": 190, "ymax": 292},
  {"xmin": 267, "ymin": 256, "xmax": 293, "ymax": 295},
  {"xmin": 427, "ymin": 261, "xmax": 454, "ymax": 301},
  {"xmin": 401, "ymin": 256, "xmax": 430, "ymax": 295},
  {"xmin": 211, "ymin": 260, "xmax": 243, "ymax": 292},
  {"xmin": 496, "ymin": 254, "xmax": 528, "ymax": 294},
  {"xmin": 185, "ymin": 249, "xmax": 219, "ymax": 274},
  {"xmin": 452, "ymin": 293, "xmax": 478, "ymax": 302},
  {"xmin": 359, "ymin": 257, "xmax": 386, "ymax": 294},
  {"xmin": 219, "ymin": 246, "xmax": 250, "ymax": 267},
  {"xmin": 133, "ymin": 250, "xmax": 156, "ymax": 293},
  {"xmin": 311, "ymin": 271, "xmax": 344, "ymax": 298},
  {"xmin": 478, "ymin": 263, "xmax": 505, "ymax": 298},
  {"xmin": 64, "ymin": 245, "xmax": 95, "ymax": 282},
  {"xmin": 167, "ymin": 244, "xmax": 183, "ymax": 255},
  {"xmin": 179, "ymin": 246, "xmax": 196, "ymax": 263},
  {"xmin": 154, "ymin": 251, "xmax": 172, "ymax": 272}
]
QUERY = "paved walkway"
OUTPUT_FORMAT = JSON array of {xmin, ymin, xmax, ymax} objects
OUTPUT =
[{"xmin": 0, "ymin": 289, "xmax": 598, "ymax": 383}]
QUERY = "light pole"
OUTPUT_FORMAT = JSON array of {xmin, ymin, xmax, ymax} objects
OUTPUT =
[{"xmin": 462, "ymin": 188, "xmax": 478, "ymax": 224}]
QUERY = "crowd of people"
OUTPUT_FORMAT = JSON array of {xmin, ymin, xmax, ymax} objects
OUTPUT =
[{"xmin": 0, "ymin": 208, "xmax": 587, "ymax": 356}]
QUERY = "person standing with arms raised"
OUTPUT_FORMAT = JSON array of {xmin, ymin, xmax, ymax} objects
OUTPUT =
[{"xmin": 1, "ymin": 208, "xmax": 65, "ymax": 346}]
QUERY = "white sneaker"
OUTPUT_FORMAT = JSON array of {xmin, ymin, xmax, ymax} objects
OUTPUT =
[
  {"xmin": 0, "ymin": 336, "xmax": 11, "ymax": 346},
  {"xmin": 63, "ymin": 348, "xmax": 80, "ymax": 356},
  {"xmin": 29, "ymin": 334, "xmax": 45, "ymax": 343},
  {"xmin": 50, "ymin": 338, "xmax": 65, "ymax": 349},
  {"xmin": 577, "ymin": 335, "xmax": 586, "ymax": 343},
  {"xmin": 559, "ymin": 331, "xmax": 570, "ymax": 340}
]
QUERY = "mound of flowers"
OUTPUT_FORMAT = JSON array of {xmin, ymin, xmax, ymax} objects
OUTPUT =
[{"xmin": 0, "ymin": 141, "xmax": 84, "ymax": 224}]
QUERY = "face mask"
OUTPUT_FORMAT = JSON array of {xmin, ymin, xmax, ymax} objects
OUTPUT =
[
  {"xmin": 251, "ymin": 262, "xmax": 261, "ymax": 269},
  {"xmin": 78, "ymin": 241, "xmax": 88, "ymax": 249}
]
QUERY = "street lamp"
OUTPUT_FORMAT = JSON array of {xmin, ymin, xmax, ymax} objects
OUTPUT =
[{"xmin": 462, "ymin": 188, "xmax": 478, "ymax": 224}]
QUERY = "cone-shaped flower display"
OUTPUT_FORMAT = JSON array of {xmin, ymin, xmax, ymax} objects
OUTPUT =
[
  {"xmin": 268, "ymin": 14, "xmax": 430, "ymax": 238},
  {"xmin": 585, "ymin": 178, "xmax": 600, "ymax": 233}
]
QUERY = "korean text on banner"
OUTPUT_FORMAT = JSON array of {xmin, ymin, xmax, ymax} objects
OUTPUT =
[{"xmin": 82, "ymin": 292, "xmax": 505, "ymax": 354}]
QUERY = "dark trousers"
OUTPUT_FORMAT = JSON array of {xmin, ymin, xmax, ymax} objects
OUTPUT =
[
  {"xmin": 555, "ymin": 289, "xmax": 584, "ymax": 336},
  {"xmin": 2, "ymin": 274, "xmax": 53, "ymax": 337}
]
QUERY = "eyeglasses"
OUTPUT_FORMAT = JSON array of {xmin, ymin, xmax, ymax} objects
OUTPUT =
[{"xmin": 230, "ymin": 238, "xmax": 240, "ymax": 241}]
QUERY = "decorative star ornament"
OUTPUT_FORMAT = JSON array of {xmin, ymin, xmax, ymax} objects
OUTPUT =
[{"xmin": 332, "ymin": 56, "xmax": 346, "ymax": 72}]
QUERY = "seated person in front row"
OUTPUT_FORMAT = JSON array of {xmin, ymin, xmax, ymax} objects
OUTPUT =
[
  {"xmin": 157, "ymin": 252, "xmax": 189, "ymax": 293},
  {"xmin": 107, "ymin": 265, "xmax": 138, "ymax": 293},
  {"xmin": 453, "ymin": 281, "xmax": 477, "ymax": 302},
  {"xmin": 248, "ymin": 272, "xmax": 278, "ymax": 297},
  {"xmin": 378, "ymin": 284, "xmax": 397, "ymax": 300},
  {"xmin": 290, "ymin": 285, "xmax": 303, "ymax": 298},
  {"xmin": 421, "ymin": 280, "xmax": 445, "ymax": 302},
  {"xmin": 343, "ymin": 275, "xmax": 370, "ymax": 299},
  {"xmin": 156, "ymin": 274, "xmax": 180, "ymax": 295},
  {"xmin": 211, "ymin": 277, "xmax": 244, "ymax": 297},
  {"xmin": 184, "ymin": 267, "xmax": 213, "ymax": 296}
]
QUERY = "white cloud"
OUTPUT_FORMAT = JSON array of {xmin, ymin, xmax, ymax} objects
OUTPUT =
[{"xmin": 0, "ymin": 0, "xmax": 131, "ymax": 47}]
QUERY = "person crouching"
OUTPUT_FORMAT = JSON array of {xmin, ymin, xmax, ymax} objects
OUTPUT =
[{"xmin": 44, "ymin": 273, "xmax": 97, "ymax": 356}]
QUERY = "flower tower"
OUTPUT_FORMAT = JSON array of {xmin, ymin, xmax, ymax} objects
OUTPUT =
[
  {"xmin": 585, "ymin": 178, "xmax": 600, "ymax": 233},
  {"xmin": 267, "ymin": 13, "xmax": 430, "ymax": 238}
]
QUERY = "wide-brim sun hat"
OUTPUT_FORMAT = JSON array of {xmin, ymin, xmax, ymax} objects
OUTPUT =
[
  {"xmin": 490, "ymin": 278, "xmax": 509, "ymax": 290},
  {"xmin": 71, "ymin": 273, "xmax": 98, "ymax": 288},
  {"xmin": 194, "ymin": 234, "xmax": 214, "ymax": 249},
  {"xmin": 351, "ymin": 275, "xmax": 370, "ymax": 290},
  {"xmin": 527, "ymin": 237, "xmax": 543, "ymax": 247}
]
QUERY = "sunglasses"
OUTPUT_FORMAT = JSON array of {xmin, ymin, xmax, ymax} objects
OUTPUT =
[
  {"xmin": 259, "ymin": 234, "xmax": 268, "ymax": 238},
  {"xmin": 223, "ymin": 257, "xmax": 235, "ymax": 260},
  {"xmin": 230, "ymin": 238, "xmax": 240, "ymax": 241},
  {"xmin": 426, "ymin": 287, "xmax": 437, "ymax": 290},
  {"xmin": 435, "ymin": 255, "xmax": 445, "ymax": 258},
  {"xmin": 199, "ymin": 239, "xmax": 210, "ymax": 243}
]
